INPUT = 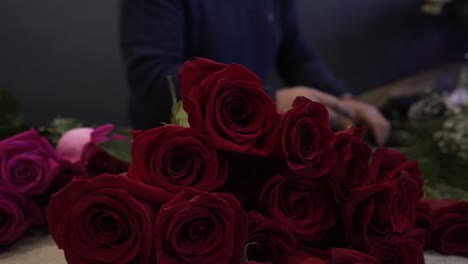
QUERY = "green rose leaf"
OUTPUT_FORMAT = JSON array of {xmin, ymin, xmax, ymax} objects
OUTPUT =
[{"xmin": 98, "ymin": 140, "xmax": 132, "ymax": 164}]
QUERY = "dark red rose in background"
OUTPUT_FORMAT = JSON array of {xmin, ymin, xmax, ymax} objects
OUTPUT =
[
  {"xmin": 367, "ymin": 147, "xmax": 422, "ymax": 234},
  {"xmin": 0, "ymin": 129, "xmax": 59, "ymax": 195},
  {"xmin": 179, "ymin": 57, "xmax": 278, "ymax": 156},
  {"xmin": 0, "ymin": 187, "xmax": 44, "ymax": 246},
  {"xmin": 341, "ymin": 183, "xmax": 394, "ymax": 249},
  {"xmin": 368, "ymin": 147, "xmax": 408, "ymax": 183},
  {"xmin": 330, "ymin": 126, "xmax": 371, "ymax": 202},
  {"xmin": 81, "ymin": 143, "xmax": 129, "ymax": 177},
  {"xmin": 154, "ymin": 188, "xmax": 248, "ymax": 264},
  {"xmin": 128, "ymin": 125, "xmax": 227, "ymax": 193},
  {"xmin": 46, "ymin": 174, "xmax": 172, "ymax": 264},
  {"xmin": 415, "ymin": 200, "xmax": 433, "ymax": 247},
  {"xmin": 246, "ymin": 211, "xmax": 298, "ymax": 263},
  {"xmin": 387, "ymin": 160, "xmax": 423, "ymax": 233},
  {"xmin": 260, "ymin": 175, "xmax": 335, "ymax": 244},
  {"xmin": 279, "ymin": 96, "xmax": 336, "ymax": 178},
  {"xmin": 427, "ymin": 199, "xmax": 468, "ymax": 256},
  {"xmin": 368, "ymin": 229, "xmax": 425, "ymax": 264}
]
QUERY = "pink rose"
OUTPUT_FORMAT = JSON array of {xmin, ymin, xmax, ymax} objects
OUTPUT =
[{"xmin": 56, "ymin": 124, "xmax": 129, "ymax": 177}]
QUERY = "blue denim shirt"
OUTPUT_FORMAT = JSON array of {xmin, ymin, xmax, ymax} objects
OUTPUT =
[{"xmin": 120, "ymin": 0, "xmax": 349, "ymax": 128}]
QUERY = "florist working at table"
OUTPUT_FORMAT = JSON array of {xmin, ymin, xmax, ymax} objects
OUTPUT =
[{"xmin": 119, "ymin": 0, "xmax": 390, "ymax": 146}]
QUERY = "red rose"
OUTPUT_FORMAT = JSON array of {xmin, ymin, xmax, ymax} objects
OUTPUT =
[
  {"xmin": 128, "ymin": 125, "xmax": 227, "ymax": 193},
  {"xmin": 81, "ymin": 143, "xmax": 129, "ymax": 177},
  {"xmin": 0, "ymin": 129, "xmax": 59, "ymax": 195},
  {"xmin": 341, "ymin": 183, "xmax": 394, "ymax": 249},
  {"xmin": 368, "ymin": 229, "xmax": 425, "ymax": 264},
  {"xmin": 279, "ymin": 97, "xmax": 336, "ymax": 177},
  {"xmin": 415, "ymin": 200, "xmax": 433, "ymax": 247},
  {"xmin": 179, "ymin": 57, "xmax": 278, "ymax": 156},
  {"xmin": 246, "ymin": 211, "xmax": 298, "ymax": 263},
  {"xmin": 0, "ymin": 187, "xmax": 44, "ymax": 246},
  {"xmin": 427, "ymin": 199, "xmax": 468, "ymax": 256},
  {"xmin": 46, "ymin": 174, "xmax": 172, "ymax": 264},
  {"xmin": 368, "ymin": 147, "xmax": 409, "ymax": 182},
  {"xmin": 260, "ymin": 175, "xmax": 335, "ymax": 244},
  {"xmin": 368, "ymin": 148, "xmax": 422, "ymax": 234},
  {"xmin": 154, "ymin": 188, "xmax": 248, "ymax": 264},
  {"xmin": 330, "ymin": 126, "xmax": 371, "ymax": 202}
]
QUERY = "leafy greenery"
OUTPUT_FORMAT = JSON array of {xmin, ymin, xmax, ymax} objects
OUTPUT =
[
  {"xmin": 38, "ymin": 117, "xmax": 83, "ymax": 146},
  {"xmin": 0, "ymin": 89, "xmax": 28, "ymax": 139},
  {"xmin": 390, "ymin": 108, "xmax": 468, "ymax": 199},
  {"xmin": 98, "ymin": 140, "xmax": 132, "ymax": 164}
]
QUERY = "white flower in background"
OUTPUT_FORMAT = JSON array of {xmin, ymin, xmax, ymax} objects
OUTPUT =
[
  {"xmin": 445, "ymin": 66, "xmax": 468, "ymax": 110},
  {"xmin": 434, "ymin": 110, "xmax": 468, "ymax": 162}
]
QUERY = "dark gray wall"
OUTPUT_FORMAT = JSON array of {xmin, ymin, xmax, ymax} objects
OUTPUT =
[
  {"xmin": 1, "ymin": 0, "xmax": 467, "ymax": 127},
  {"xmin": 0, "ymin": 0, "xmax": 128, "ymax": 126}
]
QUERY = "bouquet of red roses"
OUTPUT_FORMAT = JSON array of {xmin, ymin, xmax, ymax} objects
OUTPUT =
[{"xmin": 43, "ymin": 58, "xmax": 468, "ymax": 263}]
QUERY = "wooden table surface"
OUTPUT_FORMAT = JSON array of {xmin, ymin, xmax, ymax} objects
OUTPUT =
[{"xmin": 0, "ymin": 234, "xmax": 466, "ymax": 264}]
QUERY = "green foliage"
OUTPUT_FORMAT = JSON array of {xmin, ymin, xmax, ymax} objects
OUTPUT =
[
  {"xmin": 0, "ymin": 89, "xmax": 28, "ymax": 140},
  {"xmin": 38, "ymin": 117, "xmax": 83, "ymax": 146},
  {"xmin": 392, "ymin": 116, "xmax": 468, "ymax": 199},
  {"xmin": 98, "ymin": 140, "xmax": 132, "ymax": 164}
]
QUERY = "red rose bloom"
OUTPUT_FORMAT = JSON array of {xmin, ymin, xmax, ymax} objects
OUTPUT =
[
  {"xmin": 246, "ymin": 211, "xmax": 298, "ymax": 263},
  {"xmin": 128, "ymin": 125, "xmax": 227, "ymax": 193},
  {"xmin": 427, "ymin": 199, "xmax": 468, "ymax": 256},
  {"xmin": 368, "ymin": 147, "xmax": 422, "ymax": 234},
  {"xmin": 154, "ymin": 188, "xmax": 248, "ymax": 264},
  {"xmin": 260, "ymin": 175, "xmax": 335, "ymax": 244},
  {"xmin": 46, "ymin": 174, "xmax": 172, "ymax": 264},
  {"xmin": 368, "ymin": 229, "xmax": 425, "ymax": 264},
  {"xmin": 0, "ymin": 187, "xmax": 44, "ymax": 246},
  {"xmin": 81, "ymin": 143, "xmax": 129, "ymax": 177},
  {"xmin": 179, "ymin": 57, "xmax": 278, "ymax": 156},
  {"xmin": 329, "ymin": 126, "xmax": 371, "ymax": 202},
  {"xmin": 279, "ymin": 97, "xmax": 336, "ymax": 178},
  {"xmin": 341, "ymin": 183, "xmax": 394, "ymax": 249}
]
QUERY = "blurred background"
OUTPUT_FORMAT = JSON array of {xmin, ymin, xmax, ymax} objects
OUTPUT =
[{"xmin": 1, "ymin": 0, "xmax": 467, "ymax": 127}]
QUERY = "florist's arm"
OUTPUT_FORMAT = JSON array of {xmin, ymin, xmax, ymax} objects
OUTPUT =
[
  {"xmin": 120, "ymin": 0, "xmax": 184, "ymax": 128},
  {"xmin": 275, "ymin": 0, "xmax": 390, "ymax": 146}
]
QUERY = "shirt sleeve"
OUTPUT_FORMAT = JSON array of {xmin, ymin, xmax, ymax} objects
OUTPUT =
[
  {"xmin": 275, "ymin": 0, "xmax": 352, "ymax": 96},
  {"xmin": 119, "ymin": 0, "xmax": 185, "ymax": 127}
]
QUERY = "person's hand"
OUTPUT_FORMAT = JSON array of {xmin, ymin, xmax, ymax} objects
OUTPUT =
[
  {"xmin": 276, "ymin": 86, "xmax": 355, "ymax": 120},
  {"xmin": 339, "ymin": 98, "xmax": 391, "ymax": 146}
]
